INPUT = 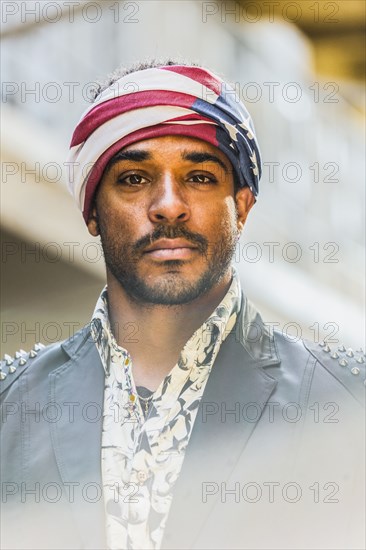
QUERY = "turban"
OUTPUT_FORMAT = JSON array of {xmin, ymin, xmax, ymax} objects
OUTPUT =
[{"xmin": 67, "ymin": 65, "xmax": 262, "ymax": 223}]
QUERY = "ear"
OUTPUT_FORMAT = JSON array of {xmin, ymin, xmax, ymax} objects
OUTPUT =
[
  {"xmin": 86, "ymin": 203, "xmax": 100, "ymax": 237},
  {"xmin": 235, "ymin": 187, "xmax": 255, "ymax": 231}
]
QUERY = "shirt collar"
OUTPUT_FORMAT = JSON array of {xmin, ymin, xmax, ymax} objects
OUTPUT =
[{"xmin": 90, "ymin": 267, "xmax": 243, "ymax": 374}]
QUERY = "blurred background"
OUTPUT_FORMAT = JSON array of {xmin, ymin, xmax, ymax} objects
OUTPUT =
[{"xmin": 1, "ymin": 0, "xmax": 365, "ymax": 354}]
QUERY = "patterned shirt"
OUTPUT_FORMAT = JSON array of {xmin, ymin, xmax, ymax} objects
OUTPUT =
[{"xmin": 90, "ymin": 269, "xmax": 242, "ymax": 550}]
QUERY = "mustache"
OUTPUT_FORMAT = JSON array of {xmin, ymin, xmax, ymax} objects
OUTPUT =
[{"xmin": 133, "ymin": 225, "xmax": 208, "ymax": 254}]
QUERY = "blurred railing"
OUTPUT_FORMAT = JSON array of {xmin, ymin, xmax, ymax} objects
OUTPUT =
[{"xmin": 1, "ymin": 0, "xmax": 364, "ymax": 346}]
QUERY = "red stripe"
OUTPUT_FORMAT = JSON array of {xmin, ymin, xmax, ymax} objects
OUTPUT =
[
  {"xmin": 161, "ymin": 66, "xmax": 222, "ymax": 96},
  {"xmin": 82, "ymin": 123, "xmax": 218, "ymax": 222},
  {"xmin": 71, "ymin": 91, "xmax": 197, "ymax": 146},
  {"xmin": 166, "ymin": 114, "xmax": 214, "ymax": 123}
]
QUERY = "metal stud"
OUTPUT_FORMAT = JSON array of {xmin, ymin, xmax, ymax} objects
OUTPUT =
[
  {"xmin": 4, "ymin": 354, "xmax": 13, "ymax": 364},
  {"xmin": 323, "ymin": 345, "xmax": 331, "ymax": 353},
  {"xmin": 331, "ymin": 352, "xmax": 339, "ymax": 359},
  {"xmin": 34, "ymin": 343, "xmax": 45, "ymax": 352},
  {"xmin": 0, "ymin": 370, "xmax": 7, "ymax": 380},
  {"xmin": 18, "ymin": 358, "xmax": 27, "ymax": 366},
  {"xmin": 356, "ymin": 348, "xmax": 364, "ymax": 354},
  {"xmin": 15, "ymin": 351, "xmax": 22, "ymax": 359},
  {"xmin": 8, "ymin": 365, "xmax": 17, "ymax": 374},
  {"xmin": 29, "ymin": 349, "xmax": 37, "ymax": 359},
  {"xmin": 338, "ymin": 345, "xmax": 346, "ymax": 352},
  {"xmin": 339, "ymin": 358, "xmax": 348, "ymax": 367},
  {"xmin": 346, "ymin": 349, "xmax": 354, "ymax": 358},
  {"xmin": 318, "ymin": 341, "xmax": 326, "ymax": 347},
  {"xmin": 356, "ymin": 356, "xmax": 365, "ymax": 364},
  {"xmin": 351, "ymin": 367, "xmax": 360, "ymax": 376}
]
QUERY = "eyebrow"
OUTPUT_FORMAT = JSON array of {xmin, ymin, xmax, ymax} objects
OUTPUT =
[
  {"xmin": 181, "ymin": 151, "xmax": 228, "ymax": 173},
  {"xmin": 106, "ymin": 148, "xmax": 228, "ymax": 173},
  {"xmin": 106, "ymin": 150, "xmax": 151, "ymax": 171}
]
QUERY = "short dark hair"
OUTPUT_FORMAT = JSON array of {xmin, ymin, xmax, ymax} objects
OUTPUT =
[
  {"xmin": 91, "ymin": 58, "xmax": 199, "ymax": 103},
  {"xmin": 91, "ymin": 58, "xmax": 240, "ymax": 193}
]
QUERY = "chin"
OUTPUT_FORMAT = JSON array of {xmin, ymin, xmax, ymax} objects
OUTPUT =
[{"xmin": 123, "ymin": 270, "xmax": 215, "ymax": 306}]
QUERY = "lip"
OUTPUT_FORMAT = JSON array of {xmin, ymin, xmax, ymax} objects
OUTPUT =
[
  {"xmin": 143, "ymin": 239, "xmax": 198, "ymax": 260},
  {"xmin": 144, "ymin": 239, "xmax": 198, "ymax": 252}
]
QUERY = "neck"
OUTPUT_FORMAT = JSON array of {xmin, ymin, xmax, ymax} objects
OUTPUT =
[{"xmin": 106, "ymin": 269, "xmax": 233, "ymax": 389}]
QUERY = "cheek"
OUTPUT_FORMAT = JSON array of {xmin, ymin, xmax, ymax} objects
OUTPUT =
[
  {"xmin": 226, "ymin": 197, "xmax": 239, "ymax": 222},
  {"xmin": 198, "ymin": 198, "xmax": 237, "ymax": 245},
  {"xmin": 215, "ymin": 198, "xmax": 238, "ymax": 232},
  {"xmin": 97, "ymin": 195, "xmax": 139, "ymax": 233}
]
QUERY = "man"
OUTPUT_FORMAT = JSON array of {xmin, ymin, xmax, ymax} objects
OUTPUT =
[{"xmin": 1, "ymin": 60, "xmax": 365, "ymax": 550}]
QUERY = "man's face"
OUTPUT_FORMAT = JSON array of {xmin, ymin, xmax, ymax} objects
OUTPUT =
[{"xmin": 88, "ymin": 135, "xmax": 253, "ymax": 305}]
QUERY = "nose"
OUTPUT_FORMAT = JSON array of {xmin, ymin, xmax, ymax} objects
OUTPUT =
[{"xmin": 148, "ymin": 173, "xmax": 190, "ymax": 224}]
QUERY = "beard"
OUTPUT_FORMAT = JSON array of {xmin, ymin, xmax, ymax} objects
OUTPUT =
[{"xmin": 96, "ymin": 212, "xmax": 238, "ymax": 306}]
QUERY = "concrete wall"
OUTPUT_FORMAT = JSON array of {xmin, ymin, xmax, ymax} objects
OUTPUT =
[{"xmin": 1, "ymin": 0, "xmax": 364, "ymax": 355}]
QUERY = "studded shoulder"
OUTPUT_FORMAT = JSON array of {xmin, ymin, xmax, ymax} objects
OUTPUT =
[
  {"xmin": 303, "ymin": 340, "xmax": 365, "ymax": 405},
  {"xmin": 0, "ymin": 343, "xmax": 46, "ymax": 394}
]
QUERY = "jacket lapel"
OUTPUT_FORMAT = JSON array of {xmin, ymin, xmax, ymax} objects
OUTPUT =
[
  {"xmin": 162, "ymin": 296, "xmax": 280, "ymax": 549},
  {"xmin": 49, "ymin": 327, "xmax": 107, "ymax": 549}
]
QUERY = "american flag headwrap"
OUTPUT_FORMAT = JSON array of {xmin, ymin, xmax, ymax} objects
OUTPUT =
[{"xmin": 67, "ymin": 65, "xmax": 262, "ymax": 223}]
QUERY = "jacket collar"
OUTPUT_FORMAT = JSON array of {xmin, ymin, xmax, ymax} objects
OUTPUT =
[{"xmin": 236, "ymin": 294, "xmax": 280, "ymax": 364}]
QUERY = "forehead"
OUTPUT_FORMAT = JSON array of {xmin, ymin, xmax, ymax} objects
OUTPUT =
[{"xmin": 118, "ymin": 135, "xmax": 233, "ymax": 167}]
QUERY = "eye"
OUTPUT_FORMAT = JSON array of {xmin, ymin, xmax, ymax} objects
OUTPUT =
[
  {"xmin": 189, "ymin": 174, "xmax": 217, "ymax": 185},
  {"xmin": 117, "ymin": 173, "xmax": 148, "ymax": 186}
]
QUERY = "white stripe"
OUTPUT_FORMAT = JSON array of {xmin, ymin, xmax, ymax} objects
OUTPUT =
[
  {"xmin": 67, "ymin": 105, "xmax": 219, "ymax": 210},
  {"xmin": 76, "ymin": 68, "xmax": 220, "ymax": 124},
  {"xmin": 163, "ymin": 120, "xmax": 218, "ymax": 125}
]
